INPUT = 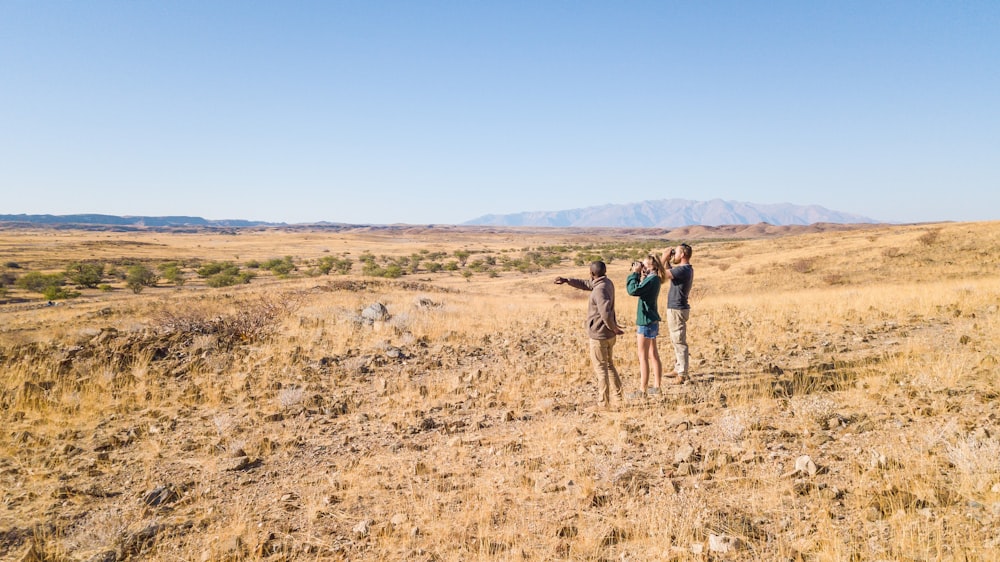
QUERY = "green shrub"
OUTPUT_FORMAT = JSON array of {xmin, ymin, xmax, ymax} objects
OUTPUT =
[
  {"xmin": 126, "ymin": 264, "xmax": 158, "ymax": 294},
  {"xmin": 317, "ymin": 256, "xmax": 353, "ymax": 275},
  {"xmin": 65, "ymin": 262, "xmax": 105, "ymax": 288},
  {"xmin": 206, "ymin": 270, "xmax": 256, "ymax": 288},
  {"xmin": 197, "ymin": 261, "xmax": 239, "ymax": 277},
  {"xmin": 160, "ymin": 264, "xmax": 186, "ymax": 286},
  {"xmin": 262, "ymin": 256, "xmax": 296, "ymax": 276},
  {"xmin": 43, "ymin": 285, "xmax": 80, "ymax": 300},
  {"xmin": 99, "ymin": 284, "xmax": 113, "ymax": 292},
  {"xmin": 16, "ymin": 271, "xmax": 65, "ymax": 293}
]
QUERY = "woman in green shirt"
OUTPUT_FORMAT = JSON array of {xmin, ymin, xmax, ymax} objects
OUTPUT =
[{"xmin": 626, "ymin": 254, "xmax": 666, "ymax": 396}]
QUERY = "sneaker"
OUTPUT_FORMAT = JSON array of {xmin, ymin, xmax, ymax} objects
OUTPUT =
[
  {"xmin": 627, "ymin": 391, "xmax": 646, "ymax": 401},
  {"xmin": 646, "ymin": 387, "xmax": 660, "ymax": 396}
]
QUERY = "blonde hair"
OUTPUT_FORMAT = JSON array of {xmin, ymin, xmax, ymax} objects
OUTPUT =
[{"xmin": 646, "ymin": 254, "xmax": 667, "ymax": 279}]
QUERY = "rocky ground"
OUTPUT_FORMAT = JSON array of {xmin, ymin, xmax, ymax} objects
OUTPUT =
[{"xmin": 2, "ymin": 222, "xmax": 999, "ymax": 561}]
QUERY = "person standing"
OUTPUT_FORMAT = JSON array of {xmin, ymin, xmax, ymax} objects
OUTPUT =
[
  {"xmin": 555, "ymin": 261, "xmax": 626, "ymax": 409},
  {"xmin": 661, "ymin": 244, "xmax": 693, "ymax": 382},
  {"xmin": 626, "ymin": 254, "xmax": 666, "ymax": 396}
]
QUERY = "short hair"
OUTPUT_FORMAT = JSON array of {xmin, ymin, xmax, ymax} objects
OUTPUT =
[
  {"xmin": 679, "ymin": 243, "xmax": 692, "ymax": 259},
  {"xmin": 590, "ymin": 261, "xmax": 607, "ymax": 277}
]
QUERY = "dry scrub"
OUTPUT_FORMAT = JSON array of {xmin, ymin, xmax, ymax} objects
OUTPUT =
[{"xmin": 1, "ymin": 221, "xmax": 999, "ymax": 561}]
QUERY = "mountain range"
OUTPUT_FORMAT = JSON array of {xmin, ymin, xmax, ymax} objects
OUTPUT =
[
  {"xmin": 464, "ymin": 198, "xmax": 877, "ymax": 227},
  {"xmin": 0, "ymin": 214, "xmax": 275, "ymax": 228}
]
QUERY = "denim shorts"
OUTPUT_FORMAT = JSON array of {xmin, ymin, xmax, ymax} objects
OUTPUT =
[{"xmin": 637, "ymin": 322, "xmax": 659, "ymax": 338}]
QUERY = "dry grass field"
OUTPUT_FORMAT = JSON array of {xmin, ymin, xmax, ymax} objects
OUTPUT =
[{"xmin": 1, "ymin": 221, "xmax": 999, "ymax": 561}]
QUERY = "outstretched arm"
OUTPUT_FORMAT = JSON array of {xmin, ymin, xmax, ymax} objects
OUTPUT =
[{"xmin": 555, "ymin": 277, "xmax": 592, "ymax": 291}]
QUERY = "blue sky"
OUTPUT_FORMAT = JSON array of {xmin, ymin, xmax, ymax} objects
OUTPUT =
[{"xmin": 2, "ymin": 1, "xmax": 998, "ymax": 224}]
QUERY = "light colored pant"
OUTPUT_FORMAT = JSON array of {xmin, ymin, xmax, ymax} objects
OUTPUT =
[
  {"xmin": 667, "ymin": 308, "xmax": 690, "ymax": 376},
  {"xmin": 589, "ymin": 337, "xmax": 622, "ymax": 406}
]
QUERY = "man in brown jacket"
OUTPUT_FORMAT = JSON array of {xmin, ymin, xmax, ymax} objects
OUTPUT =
[{"xmin": 555, "ymin": 261, "xmax": 626, "ymax": 409}]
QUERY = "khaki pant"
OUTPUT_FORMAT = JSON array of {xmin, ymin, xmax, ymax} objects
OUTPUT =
[
  {"xmin": 589, "ymin": 337, "xmax": 623, "ymax": 406},
  {"xmin": 667, "ymin": 308, "xmax": 690, "ymax": 376}
]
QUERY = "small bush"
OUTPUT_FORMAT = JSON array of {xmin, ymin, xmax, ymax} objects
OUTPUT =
[
  {"xmin": 790, "ymin": 258, "xmax": 815, "ymax": 274},
  {"xmin": 197, "ymin": 261, "xmax": 239, "ymax": 277},
  {"xmin": 65, "ymin": 262, "xmax": 105, "ymax": 288},
  {"xmin": 160, "ymin": 264, "xmax": 186, "ymax": 286},
  {"xmin": 126, "ymin": 264, "xmax": 158, "ymax": 294},
  {"xmin": 43, "ymin": 285, "xmax": 80, "ymax": 300},
  {"xmin": 99, "ymin": 284, "xmax": 113, "ymax": 292},
  {"xmin": 15, "ymin": 271, "xmax": 65, "ymax": 294},
  {"xmin": 206, "ymin": 271, "xmax": 255, "ymax": 288},
  {"xmin": 317, "ymin": 256, "xmax": 353, "ymax": 275},
  {"xmin": 155, "ymin": 294, "xmax": 298, "ymax": 345},
  {"xmin": 263, "ymin": 256, "xmax": 296, "ymax": 276},
  {"xmin": 918, "ymin": 229, "xmax": 941, "ymax": 246}
]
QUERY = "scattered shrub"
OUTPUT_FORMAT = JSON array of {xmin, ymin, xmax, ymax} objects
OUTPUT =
[
  {"xmin": 43, "ymin": 285, "xmax": 80, "ymax": 300},
  {"xmin": 918, "ymin": 229, "xmax": 941, "ymax": 246},
  {"xmin": 262, "ymin": 256, "xmax": 296, "ymax": 276},
  {"xmin": 160, "ymin": 263, "xmax": 186, "ymax": 286},
  {"xmin": 206, "ymin": 270, "xmax": 255, "ymax": 288},
  {"xmin": 197, "ymin": 261, "xmax": 239, "ymax": 277},
  {"xmin": 126, "ymin": 264, "xmax": 158, "ymax": 294},
  {"xmin": 65, "ymin": 262, "xmax": 105, "ymax": 288},
  {"xmin": 790, "ymin": 258, "xmax": 815, "ymax": 274},
  {"xmin": 15, "ymin": 271, "xmax": 65, "ymax": 294},
  {"xmin": 317, "ymin": 256, "xmax": 353, "ymax": 275},
  {"xmin": 155, "ymin": 294, "xmax": 298, "ymax": 345}
]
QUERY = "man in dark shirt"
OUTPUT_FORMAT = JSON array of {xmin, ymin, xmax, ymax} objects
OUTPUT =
[
  {"xmin": 662, "ymin": 244, "xmax": 693, "ymax": 382},
  {"xmin": 555, "ymin": 261, "xmax": 626, "ymax": 408}
]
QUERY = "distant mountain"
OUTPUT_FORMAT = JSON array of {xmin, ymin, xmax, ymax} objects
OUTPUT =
[
  {"xmin": 464, "ymin": 199, "xmax": 877, "ymax": 227},
  {"xmin": 0, "ymin": 214, "xmax": 277, "ymax": 228}
]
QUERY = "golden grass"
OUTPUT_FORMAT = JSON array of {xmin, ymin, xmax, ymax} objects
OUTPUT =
[{"xmin": 1, "ymin": 221, "xmax": 999, "ymax": 561}]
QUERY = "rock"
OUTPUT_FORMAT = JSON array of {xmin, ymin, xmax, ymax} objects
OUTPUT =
[
  {"xmin": 361, "ymin": 303, "xmax": 390, "ymax": 323},
  {"xmin": 794, "ymin": 455, "xmax": 818, "ymax": 477},
  {"xmin": 220, "ymin": 456, "xmax": 261, "ymax": 472},
  {"xmin": 142, "ymin": 485, "xmax": 180, "ymax": 507},
  {"xmin": 674, "ymin": 443, "xmax": 697, "ymax": 464},
  {"xmin": 709, "ymin": 534, "xmax": 742, "ymax": 553},
  {"xmin": 353, "ymin": 519, "xmax": 371, "ymax": 538},
  {"xmin": 390, "ymin": 513, "xmax": 408, "ymax": 527}
]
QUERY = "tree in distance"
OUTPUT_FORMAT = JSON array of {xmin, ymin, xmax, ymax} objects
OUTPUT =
[
  {"xmin": 65, "ymin": 262, "xmax": 105, "ymax": 288},
  {"xmin": 126, "ymin": 264, "xmax": 158, "ymax": 294}
]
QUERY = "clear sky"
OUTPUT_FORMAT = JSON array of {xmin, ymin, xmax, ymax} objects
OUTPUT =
[{"xmin": 2, "ymin": 1, "xmax": 998, "ymax": 224}]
